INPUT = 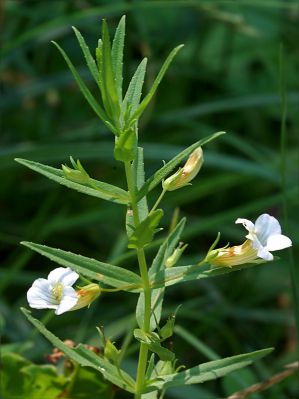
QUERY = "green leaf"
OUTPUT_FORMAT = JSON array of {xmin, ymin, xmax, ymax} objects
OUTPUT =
[
  {"xmin": 0, "ymin": 352, "xmax": 68, "ymax": 399},
  {"xmin": 151, "ymin": 261, "xmax": 267, "ymax": 289},
  {"xmin": 101, "ymin": 19, "xmax": 121, "ymax": 122},
  {"xmin": 128, "ymin": 209, "xmax": 163, "ymax": 249},
  {"xmin": 72, "ymin": 26, "xmax": 99, "ymax": 85},
  {"xmin": 136, "ymin": 218, "xmax": 186, "ymax": 330},
  {"xmin": 123, "ymin": 58, "xmax": 148, "ymax": 117},
  {"xmin": 133, "ymin": 147, "xmax": 149, "ymax": 221},
  {"xmin": 137, "ymin": 131, "xmax": 226, "ymax": 200},
  {"xmin": 15, "ymin": 158, "xmax": 129, "ymax": 205},
  {"xmin": 145, "ymin": 348, "xmax": 273, "ymax": 391},
  {"xmin": 114, "ymin": 128, "xmax": 137, "ymax": 162},
  {"xmin": 112, "ymin": 15, "xmax": 126, "ymax": 102},
  {"xmin": 133, "ymin": 329, "xmax": 174, "ymax": 362},
  {"xmin": 21, "ymin": 308, "xmax": 136, "ymax": 394},
  {"xmin": 21, "ymin": 241, "xmax": 142, "ymax": 292},
  {"xmin": 130, "ymin": 45, "xmax": 184, "ymax": 122},
  {"xmin": 126, "ymin": 147, "xmax": 149, "ymax": 237},
  {"xmin": 51, "ymin": 41, "xmax": 116, "ymax": 134}
]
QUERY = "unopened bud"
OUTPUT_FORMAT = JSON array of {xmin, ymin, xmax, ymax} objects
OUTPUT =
[
  {"xmin": 165, "ymin": 242, "xmax": 188, "ymax": 268},
  {"xmin": 160, "ymin": 315, "xmax": 175, "ymax": 340},
  {"xmin": 71, "ymin": 283, "xmax": 101, "ymax": 311},
  {"xmin": 162, "ymin": 147, "xmax": 203, "ymax": 191},
  {"xmin": 104, "ymin": 339, "xmax": 120, "ymax": 363},
  {"xmin": 62, "ymin": 158, "xmax": 91, "ymax": 185}
]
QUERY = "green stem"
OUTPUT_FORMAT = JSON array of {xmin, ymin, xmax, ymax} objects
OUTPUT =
[
  {"xmin": 124, "ymin": 161, "xmax": 152, "ymax": 398},
  {"xmin": 150, "ymin": 187, "xmax": 167, "ymax": 214}
]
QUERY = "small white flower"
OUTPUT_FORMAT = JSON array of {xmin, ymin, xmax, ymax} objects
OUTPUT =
[
  {"xmin": 235, "ymin": 213, "xmax": 292, "ymax": 261},
  {"xmin": 27, "ymin": 267, "xmax": 79, "ymax": 315}
]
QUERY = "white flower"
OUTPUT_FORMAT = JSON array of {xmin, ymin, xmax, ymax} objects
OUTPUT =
[
  {"xmin": 235, "ymin": 213, "xmax": 292, "ymax": 261},
  {"xmin": 27, "ymin": 267, "xmax": 79, "ymax": 315}
]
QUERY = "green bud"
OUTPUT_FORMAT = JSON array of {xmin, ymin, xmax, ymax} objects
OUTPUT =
[
  {"xmin": 104, "ymin": 340, "xmax": 120, "ymax": 363},
  {"xmin": 165, "ymin": 242, "xmax": 188, "ymax": 268},
  {"xmin": 160, "ymin": 314, "xmax": 175, "ymax": 341},
  {"xmin": 62, "ymin": 158, "xmax": 91, "ymax": 185},
  {"xmin": 114, "ymin": 128, "xmax": 137, "ymax": 162}
]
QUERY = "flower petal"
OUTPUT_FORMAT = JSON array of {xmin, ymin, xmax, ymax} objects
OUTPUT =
[
  {"xmin": 254, "ymin": 214, "xmax": 281, "ymax": 246},
  {"xmin": 256, "ymin": 245, "xmax": 274, "ymax": 261},
  {"xmin": 48, "ymin": 267, "xmax": 78, "ymax": 286},
  {"xmin": 235, "ymin": 218, "xmax": 255, "ymax": 232},
  {"xmin": 27, "ymin": 279, "xmax": 57, "ymax": 309},
  {"xmin": 55, "ymin": 286, "xmax": 78, "ymax": 315},
  {"xmin": 266, "ymin": 234, "xmax": 292, "ymax": 251}
]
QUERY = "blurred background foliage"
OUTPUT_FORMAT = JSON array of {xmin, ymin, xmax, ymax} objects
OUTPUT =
[{"xmin": 1, "ymin": 0, "xmax": 299, "ymax": 398}]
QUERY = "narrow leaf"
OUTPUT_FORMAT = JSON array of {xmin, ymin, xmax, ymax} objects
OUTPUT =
[
  {"xmin": 145, "ymin": 348, "xmax": 273, "ymax": 391},
  {"xmin": 151, "ymin": 261, "xmax": 267, "ymax": 289},
  {"xmin": 123, "ymin": 58, "xmax": 148, "ymax": 116},
  {"xmin": 130, "ymin": 45, "xmax": 184, "ymax": 122},
  {"xmin": 128, "ymin": 209, "xmax": 163, "ymax": 249},
  {"xmin": 15, "ymin": 158, "xmax": 129, "ymax": 205},
  {"xmin": 101, "ymin": 20, "xmax": 120, "ymax": 121},
  {"xmin": 137, "ymin": 131, "xmax": 226, "ymax": 200},
  {"xmin": 22, "ymin": 241, "xmax": 142, "ymax": 292},
  {"xmin": 136, "ymin": 218, "xmax": 186, "ymax": 330},
  {"xmin": 112, "ymin": 15, "xmax": 126, "ymax": 102},
  {"xmin": 72, "ymin": 27, "xmax": 99, "ymax": 85},
  {"xmin": 21, "ymin": 308, "xmax": 135, "ymax": 393},
  {"xmin": 52, "ymin": 41, "xmax": 115, "ymax": 133},
  {"xmin": 126, "ymin": 147, "xmax": 148, "ymax": 237}
]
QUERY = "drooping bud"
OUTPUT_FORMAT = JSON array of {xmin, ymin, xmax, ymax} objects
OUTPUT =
[
  {"xmin": 62, "ymin": 157, "xmax": 91, "ymax": 185},
  {"xmin": 162, "ymin": 147, "xmax": 203, "ymax": 191},
  {"xmin": 71, "ymin": 283, "xmax": 101, "ymax": 311},
  {"xmin": 208, "ymin": 240, "xmax": 264, "ymax": 268},
  {"xmin": 165, "ymin": 242, "xmax": 188, "ymax": 268}
]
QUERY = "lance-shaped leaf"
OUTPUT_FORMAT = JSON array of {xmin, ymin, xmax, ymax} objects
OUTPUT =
[
  {"xmin": 123, "ymin": 58, "xmax": 148, "ymax": 117},
  {"xmin": 111, "ymin": 15, "xmax": 126, "ymax": 102},
  {"xmin": 21, "ymin": 308, "xmax": 136, "ymax": 393},
  {"xmin": 128, "ymin": 209, "xmax": 163, "ymax": 249},
  {"xmin": 100, "ymin": 20, "xmax": 121, "ymax": 122},
  {"xmin": 144, "ymin": 347, "xmax": 273, "ymax": 392},
  {"xmin": 137, "ymin": 131, "xmax": 226, "ymax": 200},
  {"xmin": 134, "ymin": 329, "xmax": 174, "ymax": 362},
  {"xmin": 22, "ymin": 241, "xmax": 142, "ymax": 292},
  {"xmin": 126, "ymin": 147, "xmax": 149, "ymax": 236},
  {"xmin": 15, "ymin": 158, "xmax": 129, "ymax": 205},
  {"xmin": 151, "ymin": 261, "xmax": 268, "ymax": 289},
  {"xmin": 130, "ymin": 45, "xmax": 184, "ymax": 123},
  {"xmin": 136, "ymin": 218, "xmax": 186, "ymax": 330},
  {"xmin": 52, "ymin": 41, "xmax": 116, "ymax": 134},
  {"xmin": 72, "ymin": 27, "xmax": 99, "ymax": 85}
]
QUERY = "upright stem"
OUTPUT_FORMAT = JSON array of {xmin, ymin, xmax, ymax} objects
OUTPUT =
[{"xmin": 124, "ymin": 161, "xmax": 152, "ymax": 398}]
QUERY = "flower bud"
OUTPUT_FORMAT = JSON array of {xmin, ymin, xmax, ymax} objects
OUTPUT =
[
  {"xmin": 62, "ymin": 158, "xmax": 91, "ymax": 185},
  {"xmin": 165, "ymin": 242, "xmax": 188, "ymax": 268},
  {"xmin": 160, "ymin": 315, "xmax": 175, "ymax": 340},
  {"xmin": 71, "ymin": 283, "xmax": 101, "ymax": 311},
  {"xmin": 162, "ymin": 147, "xmax": 203, "ymax": 191},
  {"xmin": 209, "ymin": 240, "xmax": 264, "ymax": 268},
  {"xmin": 104, "ymin": 339, "xmax": 120, "ymax": 363}
]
